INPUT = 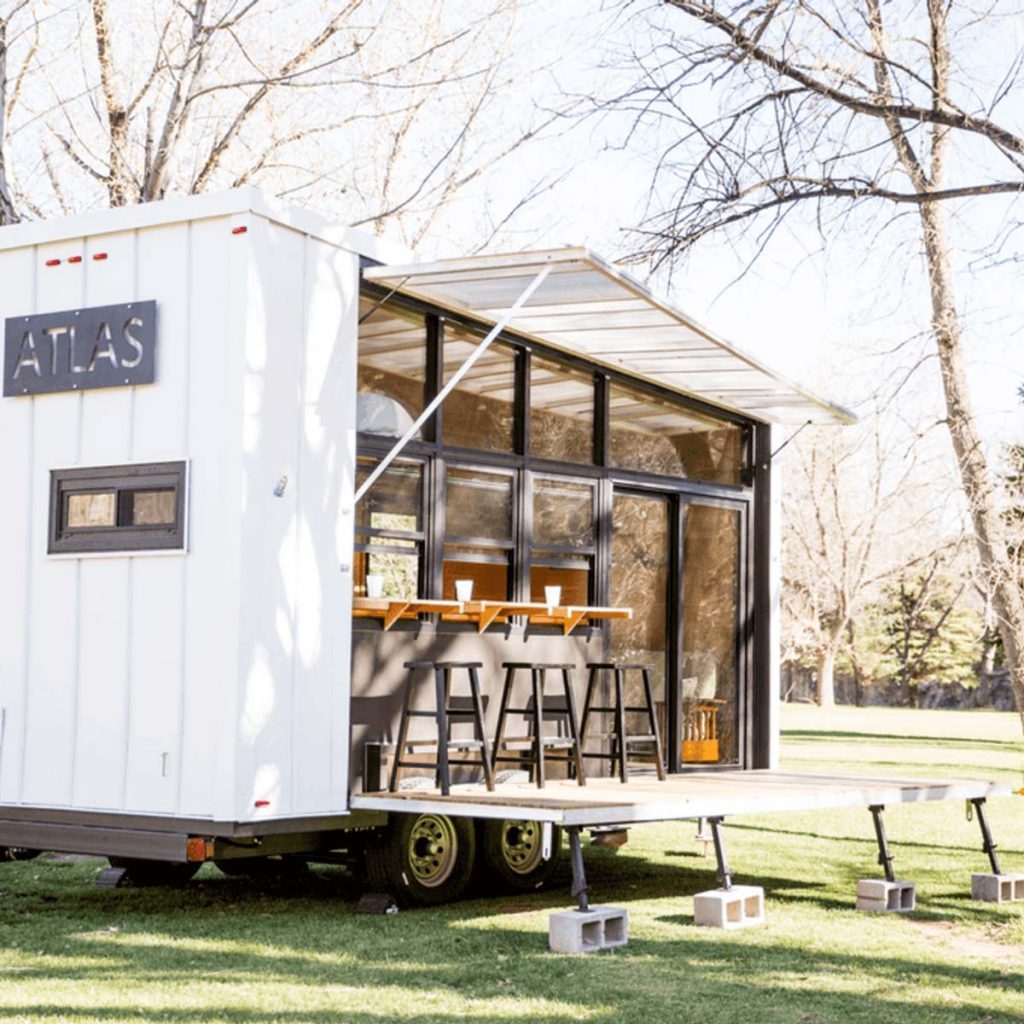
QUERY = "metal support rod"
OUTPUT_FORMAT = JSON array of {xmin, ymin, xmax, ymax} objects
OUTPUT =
[
  {"xmin": 708, "ymin": 816, "xmax": 732, "ymax": 891},
  {"xmin": 568, "ymin": 826, "xmax": 589, "ymax": 912},
  {"xmin": 869, "ymin": 804, "xmax": 895, "ymax": 882},
  {"xmin": 353, "ymin": 265, "xmax": 552, "ymax": 505},
  {"xmin": 970, "ymin": 797, "xmax": 1002, "ymax": 875}
]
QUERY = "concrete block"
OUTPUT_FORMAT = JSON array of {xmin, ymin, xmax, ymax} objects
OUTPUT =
[
  {"xmin": 971, "ymin": 873, "xmax": 1024, "ymax": 903},
  {"xmin": 855, "ymin": 879, "xmax": 915, "ymax": 913},
  {"xmin": 693, "ymin": 886, "xmax": 765, "ymax": 929},
  {"xmin": 548, "ymin": 906, "xmax": 628, "ymax": 953}
]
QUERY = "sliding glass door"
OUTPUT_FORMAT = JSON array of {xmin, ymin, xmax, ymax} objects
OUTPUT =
[{"xmin": 610, "ymin": 486, "xmax": 746, "ymax": 772}]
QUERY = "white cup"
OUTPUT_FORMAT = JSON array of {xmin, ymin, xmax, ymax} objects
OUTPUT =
[
  {"xmin": 544, "ymin": 585, "xmax": 561, "ymax": 610},
  {"xmin": 365, "ymin": 574, "xmax": 385, "ymax": 599},
  {"xmin": 455, "ymin": 579, "xmax": 474, "ymax": 602}
]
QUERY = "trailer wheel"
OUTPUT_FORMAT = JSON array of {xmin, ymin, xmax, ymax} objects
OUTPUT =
[
  {"xmin": 107, "ymin": 857, "xmax": 201, "ymax": 887},
  {"xmin": 479, "ymin": 819, "xmax": 562, "ymax": 892},
  {"xmin": 365, "ymin": 813, "xmax": 475, "ymax": 907}
]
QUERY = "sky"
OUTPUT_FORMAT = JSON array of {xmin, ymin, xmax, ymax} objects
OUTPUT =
[
  {"xmin": 3, "ymin": 0, "xmax": 1020, "ymax": 451},
  {"xmin": 417, "ymin": 0, "xmax": 1024, "ymax": 452}
]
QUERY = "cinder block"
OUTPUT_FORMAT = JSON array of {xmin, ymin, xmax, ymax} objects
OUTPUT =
[
  {"xmin": 693, "ymin": 885, "xmax": 765, "ymax": 929},
  {"xmin": 548, "ymin": 906, "xmax": 628, "ymax": 953},
  {"xmin": 971, "ymin": 873, "xmax": 1024, "ymax": 903},
  {"xmin": 855, "ymin": 879, "xmax": 915, "ymax": 913}
]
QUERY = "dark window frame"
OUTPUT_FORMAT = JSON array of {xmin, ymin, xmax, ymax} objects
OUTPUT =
[
  {"xmin": 49, "ymin": 461, "xmax": 187, "ymax": 555},
  {"xmin": 354, "ymin": 455, "xmax": 427, "ymax": 600}
]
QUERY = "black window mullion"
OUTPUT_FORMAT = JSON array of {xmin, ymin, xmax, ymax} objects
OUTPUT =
[
  {"xmin": 594, "ymin": 373, "xmax": 610, "ymax": 468},
  {"xmin": 425, "ymin": 314, "xmax": 443, "ymax": 444},
  {"xmin": 516, "ymin": 467, "xmax": 532, "ymax": 602},
  {"xmin": 516, "ymin": 347, "xmax": 530, "ymax": 458}
]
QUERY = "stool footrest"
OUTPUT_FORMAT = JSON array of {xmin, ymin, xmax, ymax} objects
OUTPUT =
[
  {"xmin": 498, "ymin": 736, "xmax": 577, "ymax": 748},
  {"xmin": 585, "ymin": 706, "xmax": 655, "ymax": 715}
]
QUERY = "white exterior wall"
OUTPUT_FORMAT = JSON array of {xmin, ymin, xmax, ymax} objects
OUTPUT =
[{"xmin": 0, "ymin": 191, "xmax": 362, "ymax": 824}]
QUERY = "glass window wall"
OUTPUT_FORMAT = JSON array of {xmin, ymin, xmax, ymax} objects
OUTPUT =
[
  {"xmin": 354, "ymin": 457, "xmax": 424, "ymax": 599},
  {"xmin": 442, "ymin": 323, "xmax": 517, "ymax": 452},
  {"xmin": 609, "ymin": 381, "xmax": 743, "ymax": 485},
  {"xmin": 357, "ymin": 297, "xmax": 427, "ymax": 438},
  {"xmin": 530, "ymin": 356, "xmax": 594, "ymax": 464},
  {"xmin": 442, "ymin": 467, "xmax": 514, "ymax": 601}
]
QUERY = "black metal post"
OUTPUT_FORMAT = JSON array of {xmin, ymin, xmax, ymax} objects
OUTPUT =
[
  {"xmin": 869, "ymin": 805, "xmax": 895, "ymax": 882},
  {"xmin": 970, "ymin": 797, "xmax": 1002, "ymax": 875},
  {"xmin": 568, "ymin": 826, "xmax": 590, "ymax": 912},
  {"xmin": 708, "ymin": 816, "xmax": 732, "ymax": 891}
]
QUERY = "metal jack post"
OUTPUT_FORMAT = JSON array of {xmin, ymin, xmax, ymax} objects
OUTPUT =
[
  {"xmin": 969, "ymin": 797, "xmax": 1002, "ymax": 875},
  {"xmin": 869, "ymin": 805, "xmax": 895, "ymax": 882},
  {"xmin": 567, "ymin": 826, "xmax": 589, "ymax": 911},
  {"xmin": 708, "ymin": 816, "xmax": 733, "ymax": 891}
]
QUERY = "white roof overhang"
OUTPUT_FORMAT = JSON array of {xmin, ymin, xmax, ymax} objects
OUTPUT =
[{"xmin": 363, "ymin": 248, "xmax": 855, "ymax": 425}]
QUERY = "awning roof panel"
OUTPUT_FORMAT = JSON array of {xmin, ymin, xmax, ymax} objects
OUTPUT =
[{"xmin": 363, "ymin": 248, "xmax": 854, "ymax": 425}]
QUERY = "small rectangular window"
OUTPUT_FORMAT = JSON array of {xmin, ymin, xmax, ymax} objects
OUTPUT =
[{"xmin": 49, "ymin": 462, "xmax": 187, "ymax": 555}]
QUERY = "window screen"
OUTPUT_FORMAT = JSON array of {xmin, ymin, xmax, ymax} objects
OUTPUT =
[{"xmin": 49, "ymin": 461, "xmax": 187, "ymax": 554}]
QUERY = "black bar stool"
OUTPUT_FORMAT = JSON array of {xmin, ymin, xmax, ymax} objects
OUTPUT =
[
  {"xmin": 389, "ymin": 660, "xmax": 495, "ymax": 797},
  {"xmin": 579, "ymin": 662, "xmax": 666, "ymax": 782},
  {"xmin": 491, "ymin": 662, "xmax": 586, "ymax": 789}
]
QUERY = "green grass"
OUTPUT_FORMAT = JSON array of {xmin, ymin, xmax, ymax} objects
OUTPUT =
[{"xmin": 2, "ymin": 704, "xmax": 1023, "ymax": 1024}]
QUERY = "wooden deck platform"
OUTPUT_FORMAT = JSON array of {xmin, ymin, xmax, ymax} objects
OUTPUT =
[{"xmin": 351, "ymin": 770, "xmax": 1014, "ymax": 827}]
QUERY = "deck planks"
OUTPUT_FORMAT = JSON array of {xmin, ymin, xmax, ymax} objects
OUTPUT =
[{"xmin": 351, "ymin": 769, "xmax": 1014, "ymax": 826}]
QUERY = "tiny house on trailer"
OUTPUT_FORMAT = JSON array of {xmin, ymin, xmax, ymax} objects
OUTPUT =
[{"xmin": 0, "ymin": 190, "xmax": 1013, "ymax": 910}]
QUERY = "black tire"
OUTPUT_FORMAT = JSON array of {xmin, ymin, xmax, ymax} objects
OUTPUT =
[
  {"xmin": 478, "ymin": 819, "xmax": 562, "ymax": 892},
  {"xmin": 364, "ymin": 813, "xmax": 476, "ymax": 907},
  {"xmin": 216, "ymin": 856, "xmax": 309, "ymax": 879},
  {"xmin": 107, "ymin": 857, "xmax": 201, "ymax": 887}
]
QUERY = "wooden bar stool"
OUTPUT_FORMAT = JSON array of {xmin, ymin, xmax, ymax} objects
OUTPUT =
[
  {"xmin": 579, "ymin": 662, "xmax": 666, "ymax": 782},
  {"xmin": 389, "ymin": 660, "xmax": 495, "ymax": 797},
  {"xmin": 491, "ymin": 662, "xmax": 586, "ymax": 789}
]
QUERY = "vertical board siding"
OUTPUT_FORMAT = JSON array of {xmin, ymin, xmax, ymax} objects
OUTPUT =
[
  {"xmin": 233, "ymin": 217, "xmax": 306, "ymax": 821},
  {"xmin": 22, "ymin": 240, "xmax": 86, "ymax": 805},
  {"xmin": 2, "ymin": 204, "xmax": 357, "ymax": 824},
  {"xmin": 292, "ymin": 238, "xmax": 357, "ymax": 815},
  {"xmin": 178, "ymin": 215, "xmax": 244, "ymax": 820},
  {"xmin": 72, "ymin": 230, "xmax": 136, "ymax": 810},
  {"xmin": 124, "ymin": 223, "xmax": 192, "ymax": 813},
  {"xmin": 0, "ymin": 248, "xmax": 35, "ymax": 803}
]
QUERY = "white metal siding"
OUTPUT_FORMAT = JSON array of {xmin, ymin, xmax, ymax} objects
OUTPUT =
[
  {"xmin": 0, "ymin": 196, "xmax": 357, "ymax": 824},
  {"xmin": 0, "ymin": 214, "xmax": 246, "ymax": 818},
  {"xmin": 233, "ymin": 222, "xmax": 356, "ymax": 823}
]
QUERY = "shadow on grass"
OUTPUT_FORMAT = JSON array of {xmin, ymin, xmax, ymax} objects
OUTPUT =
[{"xmin": 2, "ymin": 919, "xmax": 1022, "ymax": 1024}]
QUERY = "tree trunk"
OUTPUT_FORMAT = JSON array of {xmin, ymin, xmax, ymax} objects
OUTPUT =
[
  {"xmin": 919, "ymin": 199, "xmax": 1024, "ymax": 733},
  {"xmin": 817, "ymin": 645, "xmax": 837, "ymax": 708},
  {"xmin": 0, "ymin": 15, "xmax": 16, "ymax": 225}
]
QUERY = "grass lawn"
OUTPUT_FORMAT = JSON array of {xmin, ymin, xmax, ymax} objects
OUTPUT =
[{"xmin": 1, "ymin": 704, "xmax": 1022, "ymax": 1024}]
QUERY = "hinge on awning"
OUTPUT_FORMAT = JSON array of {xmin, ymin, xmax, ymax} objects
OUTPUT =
[{"xmin": 353, "ymin": 265, "xmax": 552, "ymax": 505}]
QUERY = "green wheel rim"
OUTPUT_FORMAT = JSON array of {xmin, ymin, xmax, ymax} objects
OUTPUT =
[
  {"xmin": 499, "ymin": 820, "xmax": 544, "ymax": 875},
  {"xmin": 407, "ymin": 815, "xmax": 458, "ymax": 888}
]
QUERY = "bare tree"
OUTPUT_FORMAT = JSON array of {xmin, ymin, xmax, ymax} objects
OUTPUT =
[
  {"xmin": 0, "ymin": 0, "xmax": 31, "ymax": 224},
  {"xmin": 610, "ymin": 0, "xmax": 1024, "ymax": 728},
  {"xmin": 4, "ymin": 0, "xmax": 571, "ymax": 242},
  {"xmin": 782, "ymin": 414, "xmax": 951, "ymax": 705}
]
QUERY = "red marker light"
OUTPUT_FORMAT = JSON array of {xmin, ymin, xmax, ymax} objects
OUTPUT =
[
  {"xmin": 231, "ymin": 225, "xmax": 248, "ymax": 235},
  {"xmin": 92, "ymin": 252, "xmax": 108, "ymax": 261},
  {"xmin": 254, "ymin": 799, "xmax": 270, "ymax": 808},
  {"xmin": 45, "ymin": 258, "xmax": 61, "ymax": 267},
  {"xmin": 68, "ymin": 255, "xmax": 82, "ymax": 264}
]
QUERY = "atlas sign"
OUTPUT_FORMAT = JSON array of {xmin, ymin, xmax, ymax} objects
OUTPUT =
[{"xmin": 3, "ymin": 301, "xmax": 157, "ymax": 397}]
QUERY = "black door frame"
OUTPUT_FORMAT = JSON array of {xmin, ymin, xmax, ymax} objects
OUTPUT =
[{"xmin": 610, "ymin": 478, "xmax": 751, "ymax": 774}]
